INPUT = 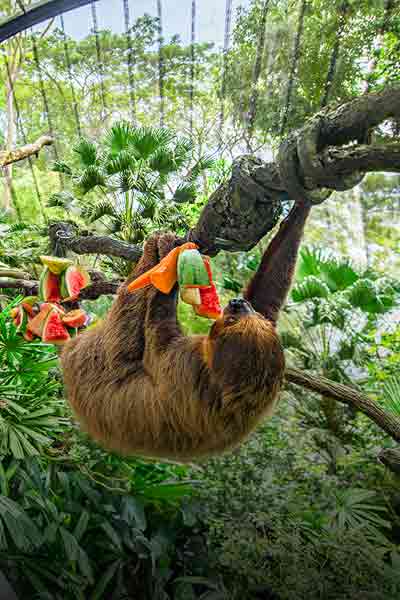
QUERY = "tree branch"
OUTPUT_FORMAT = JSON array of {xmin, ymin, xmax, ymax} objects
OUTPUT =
[
  {"xmin": 285, "ymin": 367, "xmax": 400, "ymax": 443},
  {"xmin": 0, "ymin": 135, "xmax": 53, "ymax": 167},
  {"xmin": 49, "ymin": 222, "xmax": 142, "ymax": 261},
  {"xmin": 49, "ymin": 86, "xmax": 400, "ymax": 257},
  {"xmin": 0, "ymin": 277, "xmax": 119, "ymax": 299}
]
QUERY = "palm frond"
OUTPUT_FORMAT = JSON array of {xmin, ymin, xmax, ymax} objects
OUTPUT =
[
  {"xmin": 76, "ymin": 166, "xmax": 107, "ymax": 195},
  {"xmin": 104, "ymin": 122, "xmax": 136, "ymax": 157},
  {"xmin": 53, "ymin": 161, "xmax": 73, "ymax": 176},
  {"xmin": 81, "ymin": 200, "xmax": 117, "ymax": 223},
  {"xmin": 104, "ymin": 150, "xmax": 137, "ymax": 175},
  {"xmin": 297, "ymin": 248, "xmax": 358, "ymax": 292},
  {"xmin": 148, "ymin": 147, "xmax": 179, "ymax": 175},
  {"xmin": 187, "ymin": 154, "xmax": 217, "ymax": 182},
  {"xmin": 73, "ymin": 138, "xmax": 98, "ymax": 167},
  {"xmin": 291, "ymin": 276, "xmax": 330, "ymax": 302},
  {"xmin": 173, "ymin": 183, "xmax": 197, "ymax": 204},
  {"xmin": 345, "ymin": 279, "xmax": 385, "ymax": 314},
  {"xmin": 47, "ymin": 191, "xmax": 76, "ymax": 209},
  {"xmin": 129, "ymin": 126, "xmax": 175, "ymax": 160},
  {"xmin": 172, "ymin": 138, "xmax": 194, "ymax": 168},
  {"xmin": 381, "ymin": 378, "xmax": 400, "ymax": 417}
]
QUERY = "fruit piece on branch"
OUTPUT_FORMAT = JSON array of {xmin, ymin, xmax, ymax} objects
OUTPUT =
[
  {"xmin": 42, "ymin": 309, "xmax": 70, "ymax": 345},
  {"xmin": 60, "ymin": 265, "xmax": 90, "ymax": 301},
  {"xmin": 62, "ymin": 309, "xmax": 88, "ymax": 329},
  {"xmin": 39, "ymin": 268, "xmax": 62, "ymax": 303},
  {"xmin": 40, "ymin": 255, "xmax": 73, "ymax": 274}
]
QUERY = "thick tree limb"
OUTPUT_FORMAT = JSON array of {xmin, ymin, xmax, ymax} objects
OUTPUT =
[
  {"xmin": 49, "ymin": 222, "xmax": 142, "ymax": 261},
  {"xmin": 285, "ymin": 367, "xmax": 400, "ymax": 443},
  {"xmin": 0, "ymin": 278, "xmax": 37, "ymax": 292},
  {"xmin": 0, "ymin": 136, "xmax": 53, "ymax": 167},
  {"xmin": 49, "ymin": 86, "xmax": 400, "ymax": 257},
  {"xmin": 0, "ymin": 277, "xmax": 119, "ymax": 299}
]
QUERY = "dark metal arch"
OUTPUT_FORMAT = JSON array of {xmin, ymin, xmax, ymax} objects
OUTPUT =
[{"xmin": 0, "ymin": 0, "xmax": 99, "ymax": 44}]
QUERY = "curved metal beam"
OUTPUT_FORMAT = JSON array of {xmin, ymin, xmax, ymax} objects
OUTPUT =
[{"xmin": 0, "ymin": 0, "xmax": 98, "ymax": 43}]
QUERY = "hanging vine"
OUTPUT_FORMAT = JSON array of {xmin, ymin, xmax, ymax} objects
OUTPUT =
[
  {"xmin": 90, "ymin": 0, "xmax": 107, "ymax": 119},
  {"xmin": 189, "ymin": 0, "xmax": 196, "ymax": 134},
  {"xmin": 122, "ymin": 0, "xmax": 136, "ymax": 124},
  {"xmin": 60, "ymin": 14, "xmax": 81, "ymax": 137},
  {"xmin": 246, "ymin": 0, "xmax": 270, "ymax": 144},
  {"xmin": 320, "ymin": 1, "xmax": 350, "ymax": 108},
  {"xmin": 279, "ymin": 0, "xmax": 307, "ymax": 136},
  {"xmin": 157, "ymin": 0, "xmax": 165, "ymax": 127},
  {"xmin": 219, "ymin": 0, "xmax": 233, "ymax": 131}
]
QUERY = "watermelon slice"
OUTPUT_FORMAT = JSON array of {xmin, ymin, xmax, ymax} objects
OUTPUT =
[
  {"xmin": 42, "ymin": 309, "xmax": 70, "ymax": 345},
  {"xmin": 39, "ymin": 268, "xmax": 61, "ymax": 303},
  {"xmin": 178, "ymin": 249, "xmax": 210, "ymax": 289},
  {"xmin": 60, "ymin": 265, "xmax": 90, "ymax": 301},
  {"xmin": 14, "ymin": 306, "xmax": 29, "ymax": 332},
  {"xmin": 27, "ymin": 303, "xmax": 54, "ymax": 337},
  {"xmin": 40, "ymin": 255, "xmax": 73, "ymax": 274},
  {"xmin": 10, "ymin": 307, "xmax": 19, "ymax": 319},
  {"xmin": 23, "ymin": 329, "xmax": 35, "ymax": 342},
  {"xmin": 22, "ymin": 296, "xmax": 39, "ymax": 316},
  {"xmin": 62, "ymin": 309, "xmax": 87, "ymax": 328},
  {"xmin": 194, "ymin": 284, "xmax": 222, "ymax": 320}
]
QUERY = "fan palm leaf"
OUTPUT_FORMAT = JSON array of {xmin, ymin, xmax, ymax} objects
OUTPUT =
[
  {"xmin": 73, "ymin": 138, "xmax": 98, "ymax": 167},
  {"xmin": 292, "ymin": 276, "xmax": 330, "ymax": 302}
]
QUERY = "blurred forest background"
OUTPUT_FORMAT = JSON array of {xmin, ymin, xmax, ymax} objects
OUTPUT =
[{"xmin": 0, "ymin": 0, "xmax": 400, "ymax": 598}]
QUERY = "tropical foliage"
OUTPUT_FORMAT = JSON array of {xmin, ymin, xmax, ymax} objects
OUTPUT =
[{"xmin": 0, "ymin": 0, "xmax": 400, "ymax": 597}]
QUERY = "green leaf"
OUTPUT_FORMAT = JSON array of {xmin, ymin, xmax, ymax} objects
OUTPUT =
[
  {"xmin": 291, "ymin": 276, "xmax": 330, "ymax": 302},
  {"xmin": 90, "ymin": 560, "xmax": 120, "ymax": 600},
  {"xmin": 74, "ymin": 138, "xmax": 98, "ymax": 167},
  {"xmin": 60, "ymin": 526, "xmax": 80, "ymax": 562},
  {"xmin": 74, "ymin": 510, "xmax": 90, "ymax": 542}
]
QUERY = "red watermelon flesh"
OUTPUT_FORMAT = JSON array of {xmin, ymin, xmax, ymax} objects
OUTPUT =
[
  {"xmin": 194, "ymin": 284, "xmax": 222, "ymax": 320},
  {"xmin": 62, "ymin": 309, "xmax": 87, "ymax": 328},
  {"xmin": 61, "ymin": 266, "xmax": 90, "ymax": 300},
  {"xmin": 40, "ymin": 268, "xmax": 61, "ymax": 303},
  {"xmin": 23, "ymin": 329, "xmax": 35, "ymax": 342},
  {"xmin": 42, "ymin": 310, "xmax": 70, "ymax": 345}
]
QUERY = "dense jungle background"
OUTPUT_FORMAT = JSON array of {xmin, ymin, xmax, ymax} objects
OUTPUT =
[{"xmin": 1, "ymin": 0, "xmax": 400, "ymax": 598}]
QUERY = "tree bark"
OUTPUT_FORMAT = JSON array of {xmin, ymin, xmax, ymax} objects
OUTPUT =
[
  {"xmin": 50, "ymin": 85, "xmax": 400, "ymax": 257},
  {"xmin": 0, "ymin": 135, "xmax": 54, "ymax": 168},
  {"xmin": 286, "ymin": 367, "xmax": 400, "ymax": 443}
]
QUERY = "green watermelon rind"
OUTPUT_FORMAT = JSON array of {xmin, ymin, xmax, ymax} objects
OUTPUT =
[
  {"xmin": 177, "ymin": 249, "xmax": 210, "ymax": 288},
  {"xmin": 16, "ymin": 306, "xmax": 28, "ymax": 333},
  {"xmin": 39, "ymin": 268, "xmax": 61, "ymax": 303},
  {"xmin": 60, "ymin": 265, "xmax": 90, "ymax": 300}
]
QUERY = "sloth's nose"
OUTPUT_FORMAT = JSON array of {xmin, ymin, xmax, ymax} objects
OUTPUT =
[
  {"xmin": 228, "ymin": 298, "xmax": 249, "ymax": 313},
  {"xmin": 229, "ymin": 298, "xmax": 245, "ymax": 309}
]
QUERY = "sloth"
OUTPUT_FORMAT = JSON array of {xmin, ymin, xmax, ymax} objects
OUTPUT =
[{"xmin": 61, "ymin": 200, "xmax": 311, "ymax": 462}]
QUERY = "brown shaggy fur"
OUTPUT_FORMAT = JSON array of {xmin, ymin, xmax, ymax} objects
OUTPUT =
[{"xmin": 61, "ymin": 202, "xmax": 311, "ymax": 461}]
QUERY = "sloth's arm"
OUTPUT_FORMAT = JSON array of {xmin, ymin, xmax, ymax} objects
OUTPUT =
[{"xmin": 244, "ymin": 201, "xmax": 311, "ymax": 324}]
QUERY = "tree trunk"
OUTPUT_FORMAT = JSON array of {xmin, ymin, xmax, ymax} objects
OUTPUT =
[{"xmin": 3, "ymin": 73, "xmax": 16, "ymax": 212}]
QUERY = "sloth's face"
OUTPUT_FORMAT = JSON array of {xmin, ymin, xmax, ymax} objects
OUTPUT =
[{"xmin": 223, "ymin": 298, "xmax": 255, "ymax": 322}]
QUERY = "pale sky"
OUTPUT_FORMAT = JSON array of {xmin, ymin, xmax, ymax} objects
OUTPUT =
[{"xmin": 58, "ymin": 0, "xmax": 250, "ymax": 46}]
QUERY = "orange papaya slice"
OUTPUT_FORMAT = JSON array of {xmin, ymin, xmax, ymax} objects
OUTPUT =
[{"xmin": 62, "ymin": 309, "xmax": 88, "ymax": 328}]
